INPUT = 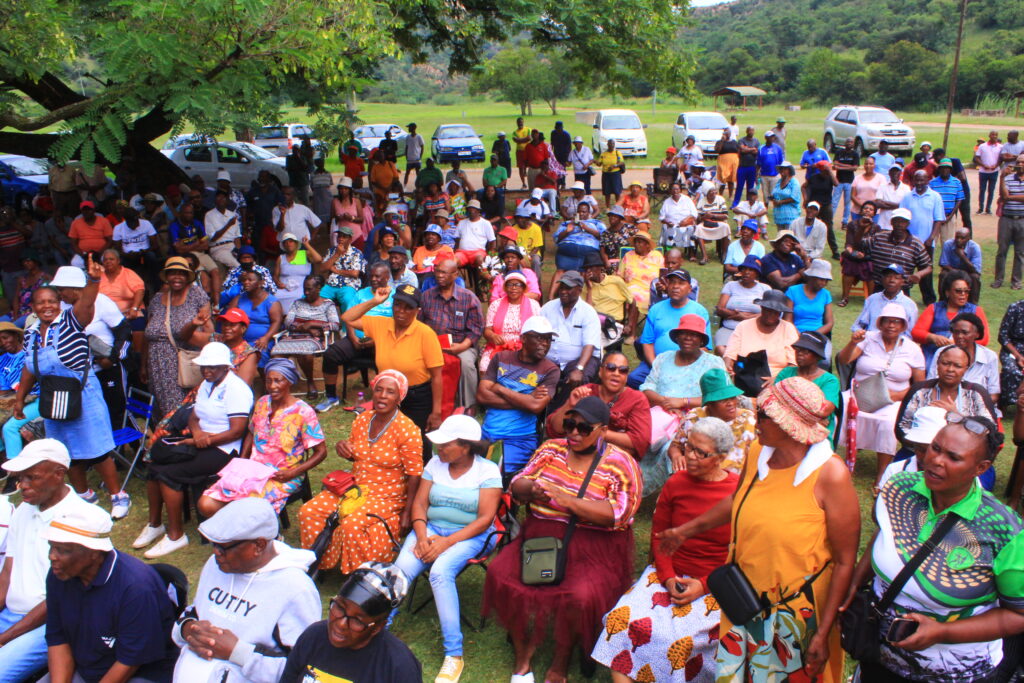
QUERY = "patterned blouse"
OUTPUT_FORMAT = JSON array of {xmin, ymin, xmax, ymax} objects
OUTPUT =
[
  {"xmin": 284, "ymin": 298, "xmax": 340, "ymax": 331},
  {"xmin": 324, "ymin": 245, "xmax": 366, "ymax": 289},
  {"xmin": 513, "ymin": 439, "xmax": 642, "ymax": 531},
  {"xmin": 599, "ymin": 223, "xmax": 638, "ymax": 266},
  {"xmin": 673, "ymin": 405, "xmax": 757, "ymax": 473}
]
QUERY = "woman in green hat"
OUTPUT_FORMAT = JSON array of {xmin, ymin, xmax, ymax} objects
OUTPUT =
[{"xmin": 668, "ymin": 367, "xmax": 756, "ymax": 474}]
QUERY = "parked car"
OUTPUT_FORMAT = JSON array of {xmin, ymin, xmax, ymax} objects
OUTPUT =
[
  {"xmin": 0, "ymin": 155, "xmax": 49, "ymax": 211},
  {"xmin": 166, "ymin": 142, "xmax": 288, "ymax": 187},
  {"xmin": 161, "ymin": 133, "xmax": 216, "ymax": 156},
  {"xmin": 671, "ymin": 111, "xmax": 730, "ymax": 156},
  {"xmin": 590, "ymin": 109, "xmax": 647, "ymax": 158},
  {"xmin": 353, "ymin": 124, "xmax": 407, "ymax": 158},
  {"xmin": 431, "ymin": 124, "xmax": 485, "ymax": 163},
  {"xmin": 254, "ymin": 123, "xmax": 326, "ymax": 158},
  {"xmin": 823, "ymin": 105, "xmax": 915, "ymax": 156}
]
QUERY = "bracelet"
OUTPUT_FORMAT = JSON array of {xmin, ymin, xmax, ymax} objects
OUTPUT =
[{"xmin": 412, "ymin": 518, "xmax": 427, "ymax": 525}]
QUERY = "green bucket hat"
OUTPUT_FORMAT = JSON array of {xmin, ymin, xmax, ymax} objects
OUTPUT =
[{"xmin": 700, "ymin": 368, "xmax": 743, "ymax": 405}]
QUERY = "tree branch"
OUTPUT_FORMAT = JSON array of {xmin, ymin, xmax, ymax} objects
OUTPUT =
[{"xmin": 0, "ymin": 97, "xmax": 98, "ymax": 131}]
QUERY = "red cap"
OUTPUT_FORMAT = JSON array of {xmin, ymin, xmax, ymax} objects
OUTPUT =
[
  {"xmin": 79, "ymin": 200, "xmax": 95, "ymax": 210},
  {"xmin": 814, "ymin": 160, "xmax": 831, "ymax": 171},
  {"xmin": 217, "ymin": 307, "xmax": 250, "ymax": 325},
  {"xmin": 499, "ymin": 226, "xmax": 518, "ymax": 241}
]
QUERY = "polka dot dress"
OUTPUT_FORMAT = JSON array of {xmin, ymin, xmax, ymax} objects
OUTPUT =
[{"xmin": 298, "ymin": 410, "xmax": 424, "ymax": 573}]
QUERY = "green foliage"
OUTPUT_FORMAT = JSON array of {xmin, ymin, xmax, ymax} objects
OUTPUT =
[
  {"xmin": 797, "ymin": 50, "xmax": 868, "ymax": 104},
  {"xmin": 864, "ymin": 41, "xmax": 946, "ymax": 110}
]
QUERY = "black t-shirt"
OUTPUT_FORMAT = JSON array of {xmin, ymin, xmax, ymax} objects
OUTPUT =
[
  {"xmin": 718, "ymin": 139, "xmax": 740, "ymax": 155},
  {"xmin": 380, "ymin": 138, "xmax": 398, "ymax": 161},
  {"xmin": 807, "ymin": 172, "xmax": 835, "ymax": 205},
  {"xmin": 738, "ymin": 136, "xmax": 759, "ymax": 166},
  {"xmin": 280, "ymin": 621, "xmax": 423, "ymax": 683},
  {"xmin": 833, "ymin": 148, "xmax": 860, "ymax": 183}
]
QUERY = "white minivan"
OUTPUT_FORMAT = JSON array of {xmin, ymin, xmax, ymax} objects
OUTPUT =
[
  {"xmin": 672, "ymin": 111, "xmax": 730, "ymax": 156},
  {"xmin": 590, "ymin": 109, "xmax": 647, "ymax": 158}
]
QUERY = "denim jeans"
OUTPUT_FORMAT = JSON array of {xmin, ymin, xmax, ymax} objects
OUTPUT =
[
  {"xmin": 832, "ymin": 182, "xmax": 853, "ymax": 224},
  {"xmin": 391, "ymin": 522, "xmax": 493, "ymax": 656},
  {"xmin": 978, "ymin": 171, "xmax": 999, "ymax": 212},
  {"xmin": 734, "ymin": 166, "xmax": 757, "ymax": 206},
  {"xmin": 540, "ymin": 188, "xmax": 558, "ymax": 214},
  {"xmin": 2, "ymin": 400, "xmax": 41, "ymax": 458},
  {"xmin": 0, "ymin": 607, "xmax": 48, "ymax": 683}
]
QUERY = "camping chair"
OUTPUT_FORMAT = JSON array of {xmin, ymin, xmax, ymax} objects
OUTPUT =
[
  {"xmin": 110, "ymin": 387, "xmax": 156, "ymax": 487},
  {"xmin": 278, "ymin": 473, "xmax": 314, "ymax": 530}
]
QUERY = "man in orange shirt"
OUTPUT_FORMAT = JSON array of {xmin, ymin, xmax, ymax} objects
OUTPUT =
[{"xmin": 68, "ymin": 200, "xmax": 113, "ymax": 265}]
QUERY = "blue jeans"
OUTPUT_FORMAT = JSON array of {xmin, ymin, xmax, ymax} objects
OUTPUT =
[
  {"xmin": 733, "ymin": 166, "xmax": 757, "ymax": 206},
  {"xmin": 0, "ymin": 607, "xmax": 48, "ymax": 683},
  {"xmin": 2, "ymin": 401, "xmax": 40, "ymax": 457},
  {"xmin": 626, "ymin": 360, "xmax": 651, "ymax": 390},
  {"xmin": 978, "ymin": 171, "xmax": 999, "ymax": 212},
  {"xmin": 555, "ymin": 243, "xmax": 599, "ymax": 271},
  {"xmin": 391, "ymin": 522, "xmax": 493, "ymax": 656},
  {"xmin": 481, "ymin": 432, "xmax": 538, "ymax": 479},
  {"xmin": 832, "ymin": 182, "xmax": 853, "ymax": 224},
  {"xmin": 540, "ymin": 189, "xmax": 558, "ymax": 214}
]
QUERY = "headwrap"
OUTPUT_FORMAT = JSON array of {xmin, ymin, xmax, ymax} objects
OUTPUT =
[
  {"xmin": 757, "ymin": 377, "xmax": 830, "ymax": 446},
  {"xmin": 264, "ymin": 358, "xmax": 300, "ymax": 385},
  {"xmin": 371, "ymin": 369, "xmax": 409, "ymax": 401},
  {"xmin": 338, "ymin": 562, "xmax": 410, "ymax": 618}
]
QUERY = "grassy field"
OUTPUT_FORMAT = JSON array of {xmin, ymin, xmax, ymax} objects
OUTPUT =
[{"xmin": 126, "ymin": 97, "xmax": 1024, "ymax": 680}]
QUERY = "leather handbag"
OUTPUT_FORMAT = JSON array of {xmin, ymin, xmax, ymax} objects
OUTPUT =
[
  {"xmin": 840, "ymin": 512, "xmax": 959, "ymax": 662},
  {"xmin": 733, "ymin": 350, "xmax": 770, "ymax": 398},
  {"xmin": 707, "ymin": 473, "xmax": 766, "ymax": 624},
  {"xmin": 165, "ymin": 301, "xmax": 202, "ymax": 389},
  {"xmin": 34, "ymin": 344, "xmax": 88, "ymax": 421},
  {"xmin": 852, "ymin": 338, "xmax": 901, "ymax": 414},
  {"xmin": 521, "ymin": 445, "xmax": 603, "ymax": 586}
]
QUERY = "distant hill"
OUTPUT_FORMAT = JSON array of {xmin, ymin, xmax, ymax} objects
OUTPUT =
[{"xmin": 683, "ymin": 0, "xmax": 1024, "ymax": 110}]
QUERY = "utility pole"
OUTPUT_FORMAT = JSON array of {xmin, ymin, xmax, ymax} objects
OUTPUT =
[{"xmin": 943, "ymin": 0, "xmax": 968, "ymax": 150}]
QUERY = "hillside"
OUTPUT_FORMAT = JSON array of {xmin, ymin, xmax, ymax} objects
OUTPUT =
[{"xmin": 684, "ymin": 0, "xmax": 1024, "ymax": 110}]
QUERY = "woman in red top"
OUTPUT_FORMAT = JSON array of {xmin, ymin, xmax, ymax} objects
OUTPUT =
[
  {"xmin": 910, "ymin": 268, "xmax": 989, "ymax": 365},
  {"xmin": 592, "ymin": 416, "xmax": 737, "ymax": 683}
]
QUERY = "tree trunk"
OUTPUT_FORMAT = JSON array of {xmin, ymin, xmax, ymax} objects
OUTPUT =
[
  {"xmin": 527, "ymin": 102, "xmax": 533, "ymax": 116},
  {"xmin": 520, "ymin": 102, "xmax": 527, "ymax": 116},
  {"xmin": 548, "ymin": 99, "xmax": 558, "ymax": 115}
]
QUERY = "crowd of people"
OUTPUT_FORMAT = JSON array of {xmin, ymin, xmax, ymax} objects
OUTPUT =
[{"xmin": 0, "ymin": 116, "xmax": 1021, "ymax": 683}]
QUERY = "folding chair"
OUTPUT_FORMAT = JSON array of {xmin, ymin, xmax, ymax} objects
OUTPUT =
[
  {"xmin": 404, "ymin": 492, "xmax": 516, "ymax": 632},
  {"xmin": 279, "ymin": 472, "xmax": 314, "ymax": 530},
  {"xmin": 111, "ymin": 387, "xmax": 156, "ymax": 487}
]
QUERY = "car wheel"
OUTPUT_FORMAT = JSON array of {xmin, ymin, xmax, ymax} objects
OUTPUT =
[
  {"xmin": 823, "ymin": 134, "xmax": 834, "ymax": 153},
  {"xmin": 854, "ymin": 138, "xmax": 865, "ymax": 157}
]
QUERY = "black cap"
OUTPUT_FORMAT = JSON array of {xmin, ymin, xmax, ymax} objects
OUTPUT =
[
  {"xmin": 792, "ymin": 331, "xmax": 828, "ymax": 359},
  {"xmin": 392, "ymin": 283, "xmax": 421, "ymax": 308},
  {"xmin": 665, "ymin": 269, "xmax": 692, "ymax": 283},
  {"xmin": 568, "ymin": 395, "xmax": 610, "ymax": 426},
  {"xmin": 582, "ymin": 251, "xmax": 605, "ymax": 269},
  {"xmin": 388, "ymin": 245, "xmax": 409, "ymax": 256}
]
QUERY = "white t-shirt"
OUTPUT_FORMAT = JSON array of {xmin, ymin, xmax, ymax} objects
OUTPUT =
[
  {"xmin": 112, "ymin": 219, "xmax": 157, "ymax": 252},
  {"xmin": 6, "ymin": 487, "xmax": 96, "ymax": 613},
  {"xmin": 271, "ymin": 203, "xmax": 321, "ymax": 243},
  {"xmin": 405, "ymin": 134, "xmax": 425, "ymax": 163},
  {"xmin": 659, "ymin": 195, "xmax": 699, "ymax": 227},
  {"xmin": 194, "ymin": 371, "xmax": 254, "ymax": 453},
  {"xmin": 456, "ymin": 218, "xmax": 495, "ymax": 252},
  {"xmin": 0, "ymin": 496, "xmax": 13, "ymax": 568},
  {"xmin": 59, "ymin": 293, "xmax": 123, "ymax": 347},
  {"xmin": 204, "ymin": 208, "xmax": 241, "ymax": 245},
  {"xmin": 516, "ymin": 198, "xmax": 552, "ymax": 221},
  {"xmin": 422, "ymin": 456, "xmax": 502, "ymax": 530},
  {"xmin": 675, "ymin": 145, "xmax": 704, "ymax": 169},
  {"xmin": 734, "ymin": 200, "xmax": 768, "ymax": 226},
  {"xmin": 876, "ymin": 181, "xmax": 911, "ymax": 230}
]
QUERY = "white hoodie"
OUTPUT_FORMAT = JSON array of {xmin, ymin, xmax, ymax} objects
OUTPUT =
[{"xmin": 172, "ymin": 541, "xmax": 322, "ymax": 683}]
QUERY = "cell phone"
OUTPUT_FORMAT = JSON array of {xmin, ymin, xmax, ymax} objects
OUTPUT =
[
  {"xmin": 161, "ymin": 436, "xmax": 189, "ymax": 445},
  {"xmin": 659, "ymin": 268, "xmax": 669, "ymax": 279},
  {"xmin": 886, "ymin": 617, "xmax": 919, "ymax": 643}
]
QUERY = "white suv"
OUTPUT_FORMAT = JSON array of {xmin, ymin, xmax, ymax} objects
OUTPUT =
[{"xmin": 822, "ymin": 106, "xmax": 915, "ymax": 157}]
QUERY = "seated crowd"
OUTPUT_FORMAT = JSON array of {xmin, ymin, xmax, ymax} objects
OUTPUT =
[{"xmin": 0, "ymin": 127, "xmax": 1021, "ymax": 683}]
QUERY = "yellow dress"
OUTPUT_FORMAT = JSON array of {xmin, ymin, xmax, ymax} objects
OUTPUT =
[{"xmin": 715, "ymin": 444, "xmax": 843, "ymax": 683}]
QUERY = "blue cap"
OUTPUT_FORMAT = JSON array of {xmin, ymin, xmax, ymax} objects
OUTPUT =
[
  {"xmin": 738, "ymin": 254, "xmax": 762, "ymax": 273},
  {"xmin": 238, "ymin": 245, "xmax": 256, "ymax": 256},
  {"xmin": 881, "ymin": 263, "xmax": 905, "ymax": 276},
  {"xmin": 741, "ymin": 219, "xmax": 760, "ymax": 232},
  {"xmin": 425, "ymin": 224, "xmax": 442, "ymax": 235},
  {"xmin": 665, "ymin": 269, "xmax": 692, "ymax": 283}
]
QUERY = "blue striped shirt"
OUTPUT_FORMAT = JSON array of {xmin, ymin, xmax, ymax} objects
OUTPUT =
[
  {"xmin": 928, "ymin": 176, "xmax": 965, "ymax": 215},
  {"xmin": 25, "ymin": 310, "xmax": 91, "ymax": 374}
]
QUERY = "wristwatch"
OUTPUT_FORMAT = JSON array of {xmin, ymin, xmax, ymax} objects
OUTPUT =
[{"xmin": 575, "ymin": 364, "xmax": 584, "ymax": 372}]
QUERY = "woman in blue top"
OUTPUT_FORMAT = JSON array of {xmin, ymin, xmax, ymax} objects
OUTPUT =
[
  {"xmin": 770, "ymin": 162, "xmax": 803, "ymax": 230},
  {"xmin": 228, "ymin": 267, "xmax": 283, "ymax": 368},
  {"xmin": 785, "ymin": 258, "xmax": 834, "ymax": 329},
  {"xmin": 392, "ymin": 414, "xmax": 502, "ymax": 683},
  {"xmin": 553, "ymin": 201, "xmax": 604, "ymax": 274}
]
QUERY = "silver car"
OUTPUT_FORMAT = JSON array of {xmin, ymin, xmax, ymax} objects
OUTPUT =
[
  {"xmin": 353, "ymin": 124, "xmax": 407, "ymax": 159},
  {"xmin": 166, "ymin": 142, "xmax": 287, "ymax": 186},
  {"xmin": 254, "ymin": 123, "xmax": 324, "ymax": 158},
  {"xmin": 822, "ymin": 106, "xmax": 915, "ymax": 156}
]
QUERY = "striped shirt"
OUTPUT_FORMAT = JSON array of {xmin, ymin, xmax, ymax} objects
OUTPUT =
[
  {"xmin": 512, "ymin": 439, "xmax": 642, "ymax": 531},
  {"xmin": 865, "ymin": 230, "xmax": 931, "ymax": 285},
  {"xmin": 928, "ymin": 176, "xmax": 965, "ymax": 215},
  {"xmin": 1004, "ymin": 173, "xmax": 1024, "ymax": 218},
  {"xmin": 25, "ymin": 309, "xmax": 91, "ymax": 373}
]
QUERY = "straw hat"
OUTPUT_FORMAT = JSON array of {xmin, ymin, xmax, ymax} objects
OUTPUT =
[
  {"xmin": 757, "ymin": 377, "xmax": 830, "ymax": 445},
  {"xmin": 160, "ymin": 256, "xmax": 196, "ymax": 283}
]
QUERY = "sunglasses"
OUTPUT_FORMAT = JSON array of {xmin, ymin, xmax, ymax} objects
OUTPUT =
[
  {"xmin": 562, "ymin": 417, "xmax": 596, "ymax": 437},
  {"xmin": 684, "ymin": 442, "xmax": 716, "ymax": 459},
  {"xmin": 211, "ymin": 539, "xmax": 252, "ymax": 554},
  {"xmin": 602, "ymin": 363, "xmax": 629, "ymax": 374},
  {"xmin": 945, "ymin": 412, "xmax": 991, "ymax": 437}
]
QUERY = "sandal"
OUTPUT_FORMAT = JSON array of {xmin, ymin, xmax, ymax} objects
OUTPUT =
[
  {"xmin": 698, "ymin": 258, "xmax": 709, "ymax": 266},
  {"xmin": 836, "ymin": 298, "xmax": 849, "ymax": 308}
]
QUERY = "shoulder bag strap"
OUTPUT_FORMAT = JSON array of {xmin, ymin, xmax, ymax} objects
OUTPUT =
[
  {"xmin": 875, "ymin": 512, "xmax": 960, "ymax": 614},
  {"xmin": 729, "ymin": 466, "xmax": 759, "ymax": 552},
  {"xmin": 163, "ymin": 295, "xmax": 182, "ymax": 352},
  {"xmin": 559, "ymin": 442, "xmax": 607, "ymax": 552}
]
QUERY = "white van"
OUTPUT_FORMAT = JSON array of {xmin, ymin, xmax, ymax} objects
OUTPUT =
[
  {"xmin": 590, "ymin": 109, "xmax": 647, "ymax": 158},
  {"xmin": 672, "ymin": 112, "xmax": 730, "ymax": 156}
]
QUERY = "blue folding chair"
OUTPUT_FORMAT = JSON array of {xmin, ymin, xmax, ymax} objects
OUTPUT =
[{"xmin": 111, "ymin": 387, "xmax": 156, "ymax": 487}]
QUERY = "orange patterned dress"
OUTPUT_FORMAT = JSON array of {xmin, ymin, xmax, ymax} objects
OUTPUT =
[{"xmin": 298, "ymin": 409, "xmax": 423, "ymax": 573}]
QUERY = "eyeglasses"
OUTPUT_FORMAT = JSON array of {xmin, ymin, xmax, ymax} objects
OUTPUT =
[
  {"xmin": 684, "ymin": 442, "xmax": 716, "ymax": 459},
  {"xmin": 562, "ymin": 417, "xmax": 595, "ymax": 437},
  {"xmin": 210, "ymin": 539, "xmax": 251, "ymax": 554},
  {"xmin": 945, "ymin": 412, "xmax": 992, "ymax": 437},
  {"xmin": 329, "ymin": 599, "xmax": 375, "ymax": 632},
  {"xmin": 950, "ymin": 288, "xmax": 971, "ymax": 294},
  {"xmin": 602, "ymin": 363, "xmax": 629, "ymax": 374}
]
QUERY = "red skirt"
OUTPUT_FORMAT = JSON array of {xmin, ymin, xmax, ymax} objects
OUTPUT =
[{"xmin": 482, "ymin": 515, "xmax": 635, "ymax": 651}]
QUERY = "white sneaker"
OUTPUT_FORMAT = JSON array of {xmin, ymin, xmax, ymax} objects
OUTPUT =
[
  {"xmin": 435, "ymin": 656, "xmax": 464, "ymax": 683},
  {"xmin": 132, "ymin": 524, "xmax": 166, "ymax": 549},
  {"xmin": 510, "ymin": 673, "xmax": 534, "ymax": 683},
  {"xmin": 110, "ymin": 492, "xmax": 131, "ymax": 520},
  {"xmin": 143, "ymin": 533, "xmax": 188, "ymax": 558}
]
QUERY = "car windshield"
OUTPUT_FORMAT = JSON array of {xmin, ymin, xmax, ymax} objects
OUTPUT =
[
  {"xmin": 232, "ymin": 143, "xmax": 277, "ymax": 159},
  {"xmin": 3, "ymin": 157, "xmax": 49, "ymax": 176},
  {"xmin": 603, "ymin": 115, "xmax": 641, "ymax": 130},
  {"xmin": 685, "ymin": 114, "xmax": 729, "ymax": 130},
  {"xmin": 355, "ymin": 125, "xmax": 394, "ymax": 138},
  {"xmin": 437, "ymin": 126, "xmax": 476, "ymax": 139},
  {"xmin": 255, "ymin": 126, "xmax": 289, "ymax": 139},
  {"xmin": 859, "ymin": 111, "xmax": 901, "ymax": 124}
]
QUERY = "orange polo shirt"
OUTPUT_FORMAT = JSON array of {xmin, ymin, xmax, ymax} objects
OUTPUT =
[{"xmin": 362, "ymin": 315, "xmax": 443, "ymax": 386}]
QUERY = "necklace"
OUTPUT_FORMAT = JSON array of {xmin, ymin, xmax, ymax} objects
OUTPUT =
[{"xmin": 368, "ymin": 409, "xmax": 399, "ymax": 443}]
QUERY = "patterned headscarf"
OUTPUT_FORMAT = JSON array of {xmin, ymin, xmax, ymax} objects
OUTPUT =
[
  {"xmin": 371, "ymin": 369, "xmax": 409, "ymax": 401},
  {"xmin": 758, "ymin": 377, "xmax": 830, "ymax": 445}
]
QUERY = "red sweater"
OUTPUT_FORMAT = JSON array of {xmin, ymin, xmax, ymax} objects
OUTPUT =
[
  {"xmin": 911, "ymin": 303, "xmax": 989, "ymax": 347},
  {"xmin": 651, "ymin": 470, "xmax": 737, "ymax": 587}
]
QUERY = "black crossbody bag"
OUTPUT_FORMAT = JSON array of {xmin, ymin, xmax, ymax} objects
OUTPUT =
[
  {"xmin": 840, "ymin": 512, "xmax": 960, "ymax": 663},
  {"xmin": 34, "ymin": 343, "xmax": 89, "ymax": 421}
]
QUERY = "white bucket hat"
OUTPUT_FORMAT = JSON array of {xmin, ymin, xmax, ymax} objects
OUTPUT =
[{"xmin": 193, "ymin": 342, "xmax": 232, "ymax": 366}]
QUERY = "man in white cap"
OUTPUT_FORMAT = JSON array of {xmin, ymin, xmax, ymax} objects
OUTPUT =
[
  {"xmin": 561, "ymin": 181, "xmax": 598, "ymax": 220},
  {"xmin": 454, "ymin": 200, "xmax": 495, "ymax": 269},
  {"xmin": 568, "ymin": 136, "xmax": 594, "ymax": 194},
  {"xmin": 864, "ymin": 207, "xmax": 932, "ymax": 296},
  {"xmin": 0, "ymin": 439, "xmax": 95, "ymax": 679},
  {"xmin": 172, "ymin": 499, "xmax": 321, "ymax": 683},
  {"xmin": 515, "ymin": 188, "xmax": 552, "ymax": 224},
  {"xmin": 43, "ymin": 504, "xmax": 178, "ymax": 682},
  {"xmin": 204, "ymin": 188, "xmax": 242, "ymax": 269},
  {"xmin": 796, "ymin": 201, "xmax": 827, "ymax": 259}
]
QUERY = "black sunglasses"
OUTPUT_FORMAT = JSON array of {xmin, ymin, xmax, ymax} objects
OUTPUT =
[
  {"xmin": 210, "ymin": 539, "xmax": 252, "ymax": 554},
  {"xmin": 946, "ymin": 412, "xmax": 991, "ymax": 437},
  {"xmin": 562, "ymin": 417, "xmax": 595, "ymax": 437},
  {"xmin": 603, "ymin": 362, "xmax": 629, "ymax": 374}
]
